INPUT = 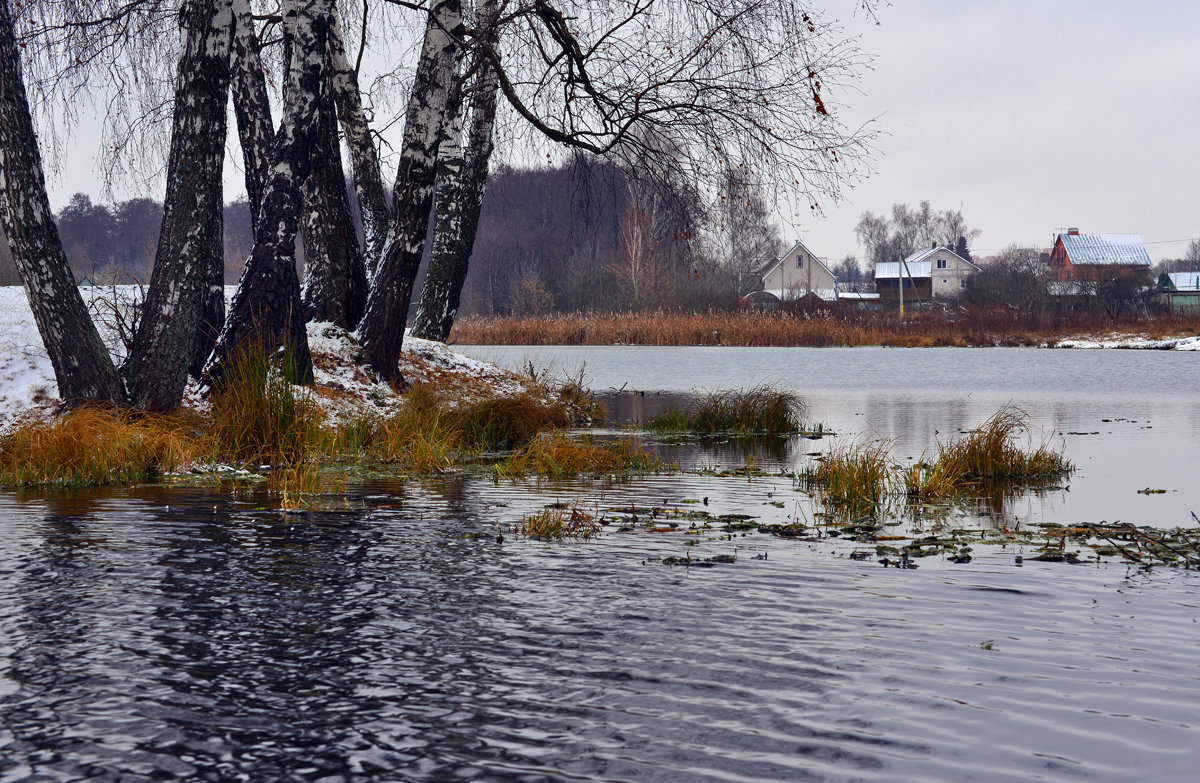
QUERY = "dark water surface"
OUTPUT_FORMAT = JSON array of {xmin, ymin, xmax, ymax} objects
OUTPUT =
[
  {"xmin": 3, "ymin": 346, "xmax": 1200, "ymax": 781},
  {"xmin": 2, "ymin": 484, "xmax": 1199, "ymax": 782}
]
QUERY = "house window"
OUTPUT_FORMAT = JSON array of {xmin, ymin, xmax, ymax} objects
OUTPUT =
[
  {"xmin": 796, "ymin": 257, "xmax": 804, "ymax": 269},
  {"xmin": 936, "ymin": 259, "xmax": 947, "ymax": 269}
]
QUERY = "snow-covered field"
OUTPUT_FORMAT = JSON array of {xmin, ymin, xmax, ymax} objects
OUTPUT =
[{"xmin": 0, "ymin": 285, "xmax": 525, "ymax": 425}]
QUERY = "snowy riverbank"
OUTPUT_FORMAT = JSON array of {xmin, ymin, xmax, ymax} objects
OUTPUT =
[{"xmin": 0, "ymin": 285, "xmax": 525, "ymax": 425}]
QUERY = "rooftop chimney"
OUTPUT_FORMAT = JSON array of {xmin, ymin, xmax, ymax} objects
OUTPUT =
[{"xmin": 1067, "ymin": 227, "xmax": 1080, "ymax": 235}]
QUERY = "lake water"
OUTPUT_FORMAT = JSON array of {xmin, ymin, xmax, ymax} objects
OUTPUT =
[
  {"xmin": 2, "ymin": 346, "xmax": 1199, "ymax": 781},
  {"xmin": 461, "ymin": 345, "xmax": 1200, "ymax": 529}
]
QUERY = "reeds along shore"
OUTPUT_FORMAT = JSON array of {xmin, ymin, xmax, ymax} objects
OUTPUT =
[{"xmin": 450, "ymin": 308, "xmax": 1200, "ymax": 347}]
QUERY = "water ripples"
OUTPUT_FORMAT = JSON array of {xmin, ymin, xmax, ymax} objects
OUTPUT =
[{"xmin": 1, "ymin": 484, "xmax": 1199, "ymax": 782}]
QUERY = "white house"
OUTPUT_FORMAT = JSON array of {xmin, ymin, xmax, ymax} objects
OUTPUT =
[
  {"xmin": 754, "ymin": 239, "xmax": 839, "ymax": 302},
  {"xmin": 875, "ymin": 245, "xmax": 980, "ymax": 303}
]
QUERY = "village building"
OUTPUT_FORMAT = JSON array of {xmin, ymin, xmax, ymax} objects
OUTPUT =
[
  {"xmin": 874, "ymin": 245, "xmax": 979, "ymax": 304},
  {"xmin": 1048, "ymin": 229, "xmax": 1152, "ymax": 282},
  {"xmin": 1158, "ymin": 271, "xmax": 1200, "ymax": 315},
  {"xmin": 754, "ymin": 239, "xmax": 838, "ymax": 302}
]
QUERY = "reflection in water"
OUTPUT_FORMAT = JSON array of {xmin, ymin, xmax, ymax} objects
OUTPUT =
[{"xmin": 1, "ymin": 485, "xmax": 1199, "ymax": 781}]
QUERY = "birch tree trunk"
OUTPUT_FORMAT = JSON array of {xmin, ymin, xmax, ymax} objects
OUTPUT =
[
  {"xmin": 328, "ymin": 7, "xmax": 388, "ymax": 273},
  {"xmin": 123, "ymin": 0, "xmax": 234, "ymax": 411},
  {"xmin": 205, "ymin": 0, "xmax": 333, "ymax": 388},
  {"xmin": 412, "ymin": 4, "xmax": 500, "ymax": 343},
  {"xmin": 357, "ymin": 0, "xmax": 462, "ymax": 383},
  {"xmin": 300, "ymin": 80, "xmax": 366, "ymax": 328},
  {"xmin": 410, "ymin": 81, "xmax": 465, "ymax": 342},
  {"xmin": 230, "ymin": 0, "xmax": 274, "ymax": 222},
  {"xmin": 0, "ymin": 0, "xmax": 126, "ymax": 406}
]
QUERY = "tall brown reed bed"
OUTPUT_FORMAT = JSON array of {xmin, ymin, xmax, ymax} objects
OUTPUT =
[{"xmin": 451, "ymin": 309, "xmax": 1200, "ymax": 348}]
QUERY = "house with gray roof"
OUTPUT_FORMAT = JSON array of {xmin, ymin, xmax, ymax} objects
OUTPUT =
[
  {"xmin": 1048, "ymin": 229, "xmax": 1152, "ymax": 282},
  {"xmin": 874, "ymin": 245, "xmax": 980, "ymax": 304}
]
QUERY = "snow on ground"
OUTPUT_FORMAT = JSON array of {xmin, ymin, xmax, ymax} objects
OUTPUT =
[
  {"xmin": 1054, "ymin": 334, "xmax": 1200, "ymax": 350},
  {"xmin": 0, "ymin": 285, "xmax": 528, "ymax": 427}
]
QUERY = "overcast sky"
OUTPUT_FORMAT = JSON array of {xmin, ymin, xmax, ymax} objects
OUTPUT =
[
  {"xmin": 794, "ymin": 0, "xmax": 1200, "ymax": 262},
  {"xmin": 45, "ymin": 0, "xmax": 1200, "ymax": 262}
]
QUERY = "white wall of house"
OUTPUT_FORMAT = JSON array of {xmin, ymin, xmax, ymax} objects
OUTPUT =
[
  {"xmin": 761, "ymin": 241, "xmax": 836, "ymax": 295},
  {"xmin": 925, "ymin": 247, "xmax": 979, "ymax": 299}
]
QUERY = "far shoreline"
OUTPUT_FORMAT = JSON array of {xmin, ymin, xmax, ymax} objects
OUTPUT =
[{"xmin": 449, "ymin": 310, "xmax": 1200, "ymax": 351}]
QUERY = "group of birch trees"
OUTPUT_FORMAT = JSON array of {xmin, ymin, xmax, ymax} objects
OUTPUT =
[{"xmin": 0, "ymin": 0, "xmax": 876, "ymax": 411}]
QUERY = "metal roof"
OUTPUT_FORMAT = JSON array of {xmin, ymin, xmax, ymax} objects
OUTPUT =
[
  {"xmin": 1059, "ymin": 233, "xmax": 1151, "ymax": 266},
  {"xmin": 1167, "ymin": 272, "xmax": 1200, "ymax": 291},
  {"xmin": 875, "ymin": 261, "xmax": 932, "ymax": 279}
]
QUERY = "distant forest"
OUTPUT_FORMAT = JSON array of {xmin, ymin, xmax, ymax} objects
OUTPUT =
[{"xmin": 0, "ymin": 158, "xmax": 780, "ymax": 316}]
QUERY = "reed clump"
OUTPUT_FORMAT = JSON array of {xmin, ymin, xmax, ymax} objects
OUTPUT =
[
  {"xmin": 796, "ymin": 440, "xmax": 895, "ymax": 518},
  {"xmin": 0, "ymin": 406, "xmax": 198, "ymax": 487},
  {"xmin": 496, "ymin": 433, "xmax": 661, "ymax": 478},
  {"xmin": 647, "ymin": 386, "xmax": 805, "ymax": 434},
  {"xmin": 907, "ymin": 406, "xmax": 1072, "ymax": 498},
  {"xmin": 205, "ymin": 343, "xmax": 324, "ymax": 466},
  {"xmin": 517, "ymin": 503, "xmax": 603, "ymax": 540}
]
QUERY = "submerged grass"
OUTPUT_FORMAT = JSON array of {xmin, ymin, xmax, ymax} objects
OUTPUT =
[
  {"xmin": 517, "ymin": 503, "xmax": 604, "ymax": 540},
  {"xmin": 796, "ymin": 440, "xmax": 895, "ymax": 520},
  {"xmin": 495, "ymin": 433, "xmax": 662, "ymax": 478},
  {"xmin": 906, "ymin": 406, "xmax": 1073, "ymax": 498},
  {"xmin": 647, "ymin": 386, "xmax": 805, "ymax": 434}
]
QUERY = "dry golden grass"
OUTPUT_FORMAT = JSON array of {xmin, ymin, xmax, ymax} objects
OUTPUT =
[
  {"xmin": 451, "ymin": 308, "xmax": 1200, "ymax": 347},
  {"xmin": 495, "ymin": 433, "xmax": 661, "ymax": 478},
  {"xmin": 0, "ymin": 406, "xmax": 199, "ymax": 487}
]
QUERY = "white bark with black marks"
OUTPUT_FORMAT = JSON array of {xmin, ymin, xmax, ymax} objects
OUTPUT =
[
  {"xmin": 0, "ymin": 0, "xmax": 126, "ymax": 406},
  {"xmin": 328, "ymin": 7, "xmax": 388, "ymax": 274},
  {"xmin": 300, "ymin": 75, "xmax": 366, "ymax": 329},
  {"xmin": 358, "ymin": 0, "xmax": 462, "ymax": 382},
  {"xmin": 123, "ymin": 0, "xmax": 234, "ymax": 412},
  {"xmin": 412, "ymin": 0, "xmax": 500, "ymax": 343},
  {"xmin": 206, "ymin": 0, "xmax": 334, "ymax": 388},
  {"xmin": 230, "ymin": 0, "xmax": 275, "ymax": 222}
]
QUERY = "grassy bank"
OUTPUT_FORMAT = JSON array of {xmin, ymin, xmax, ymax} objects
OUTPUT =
[
  {"xmin": 0, "ymin": 349, "xmax": 655, "ymax": 499},
  {"xmin": 450, "ymin": 308, "xmax": 1200, "ymax": 347}
]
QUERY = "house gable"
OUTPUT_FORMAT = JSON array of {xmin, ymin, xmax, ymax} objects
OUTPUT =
[{"xmin": 759, "ymin": 239, "xmax": 836, "ymax": 295}]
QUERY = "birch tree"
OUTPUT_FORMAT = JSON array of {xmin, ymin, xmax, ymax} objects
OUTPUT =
[
  {"xmin": 357, "ymin": 0, "xmax": 463, "ymax": 383},
  {"xmin": 230, "ymin": 0, "xmax": 275, "ymax": 222},
  {"xmin": 0, "ymin": 0, "xmax": 126, "ymax": 405},
  {"xmin": 206, "ymin": 0, "xmax": 334, "ymax": 386},
  {"xmin": 411, "ymin": 0, "xmax": 500, "ymax": 343},
  {"xmin": 123, "ymin": 0, "xmax": 234, "ymax": 412}
]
